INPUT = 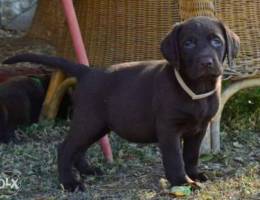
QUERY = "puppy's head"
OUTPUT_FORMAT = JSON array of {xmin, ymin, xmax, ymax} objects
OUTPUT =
[{"xmin": 161, "ymin": 16, "xmax": 240, "ymax": 80}]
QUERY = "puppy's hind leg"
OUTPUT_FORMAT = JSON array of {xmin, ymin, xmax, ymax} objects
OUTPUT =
[
  {"xmin": 57, "ymin": 110, "xmax": 108, "ymax": 192},
  {"xmin": 73, "ymin": 151, "xmax": 103, "ymax": 176}
]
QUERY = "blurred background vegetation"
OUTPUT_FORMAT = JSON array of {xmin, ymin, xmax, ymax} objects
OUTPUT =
[{"xmin": 222, "ymin": 86, "xmax": 260, "ymax": 132}]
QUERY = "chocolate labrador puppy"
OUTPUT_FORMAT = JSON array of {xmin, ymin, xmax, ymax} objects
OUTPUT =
[
  {"xmin": 0, "ymin": 76, "xmax": 49, "ymax": 143},
  {"xmin": 4, "ymin": 16, "xmax": 240, "ymax": 191}
]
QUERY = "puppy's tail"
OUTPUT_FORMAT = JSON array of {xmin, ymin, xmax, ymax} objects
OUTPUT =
[{"xmin": 3, "ymin": 53, "xmax": 89, "ymax": 79}]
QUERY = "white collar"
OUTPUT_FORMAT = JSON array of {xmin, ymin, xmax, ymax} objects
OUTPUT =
[{"xmin": 174, "ymin": 69, "xmax": 217, "ymax": 100}]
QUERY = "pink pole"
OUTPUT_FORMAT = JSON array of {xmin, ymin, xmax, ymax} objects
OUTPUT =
[{"xmin": 60, "ymin": 0, "xmax": 113, "ymax": 162}]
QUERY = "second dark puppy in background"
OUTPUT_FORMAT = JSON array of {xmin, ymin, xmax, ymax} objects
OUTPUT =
[
  {"xmin": 0, "ymin": 75, "xmax": 72, "ymax": 143},
  {"xmin": 0, "ymin": 76, "xmax": 49, "ymax": 143}
]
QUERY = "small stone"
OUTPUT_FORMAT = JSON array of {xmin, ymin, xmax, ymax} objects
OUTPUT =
[
  {"xmin": 233, "ymin": 142, "xmax": 243, "ymax": 148},
  {"xmin": 159, "ymin": 178, "xmax": 169, "ymax": 190}
]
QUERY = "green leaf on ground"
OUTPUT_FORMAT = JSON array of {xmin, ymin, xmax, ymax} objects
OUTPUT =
[{"xmin": 169, "ymin": 186, "xmax": 192, "ymax": 197}]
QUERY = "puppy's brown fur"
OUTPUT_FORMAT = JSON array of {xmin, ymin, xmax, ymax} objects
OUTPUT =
[
  {"xmin": 0, "ymin": 76, "xmax": 49, "ymax": 143},
  {"xmin": 4, "ymin": 16, "xmax": 240, "ymax": 191}
]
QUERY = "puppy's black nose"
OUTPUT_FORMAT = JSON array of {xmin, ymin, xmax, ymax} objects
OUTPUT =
[{"xmin": 200, "ymin": 57, "xmax": 213, "ymax": 68}]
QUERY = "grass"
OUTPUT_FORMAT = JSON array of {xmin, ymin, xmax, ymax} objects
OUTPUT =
[
  {"xmin": 221, "ymin": 87, "xmax": 260, "ymax": 131},
  {"xmin": 0, "ymin": 120, "xmax": 259, "ymax": 200}
]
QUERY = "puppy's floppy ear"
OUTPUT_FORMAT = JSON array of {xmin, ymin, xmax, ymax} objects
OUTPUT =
[
  {"xmin": 220, "ymin": 22, "xmax": 240, "ymax": 67},
  {"xmin": 160, "ymin": 23, "xmax": 182, "ymax": 69}
]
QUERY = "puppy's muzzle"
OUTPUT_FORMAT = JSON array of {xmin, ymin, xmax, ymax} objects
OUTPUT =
[{"xmin": 199, "ymin": 57, "xmax": 223, "ymax": 78}]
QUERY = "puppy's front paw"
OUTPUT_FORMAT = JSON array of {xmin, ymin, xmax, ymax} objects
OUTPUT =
[
  {"xmin": 185, "ymin": 175, "xmax": 204, "ymax": 190},
  {"xmin": 168, "ymin": 175, "xmax": 203, "ymax": 191},
  {"xmin": 188, "ymin": 172, "xmax": 208, "ymax": 182},
  {"xmin": 170, "ymin": 175, "xmax": 192, "ymax": 186}
]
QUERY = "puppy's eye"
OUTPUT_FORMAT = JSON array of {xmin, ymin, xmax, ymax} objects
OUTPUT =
[
  {"xmin": 183, "ymin": 40, "xmax": 196, "ymax": 49},
  {"xmin": 211, "ymin": 37, "xmax": 222, "ymax": 48}
]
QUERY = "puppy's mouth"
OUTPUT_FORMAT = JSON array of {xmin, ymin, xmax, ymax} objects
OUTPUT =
[
  {"xmin": 208, "ymin": 68, "xmax": 223, "ymax": 78},
  {"xmin": 208, "ymin": 71, "xmax": 222, "ymax": 78},
  {"xmin": 194, "ymin": 67, "xmax": 223, "ymax": 80}
]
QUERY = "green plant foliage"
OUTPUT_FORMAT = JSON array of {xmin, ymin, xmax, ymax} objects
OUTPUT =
[{"xmin": 222, "ymin": 87, "xmax": 260, "ymax": 131}]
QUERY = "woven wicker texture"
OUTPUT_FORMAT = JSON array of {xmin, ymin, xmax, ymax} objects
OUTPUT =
[
  {"xmin": 27, "ymin": 0, "xmax": 180, "ymax": 68},
  {"xmin": 179, "ymin": 0, "xmax": 215, "ymax": 20},
  {"xmin": 215, "ymin": 0, "xmax": 260, "ymax": 79},
  {"xmin": 27, "ymin": 0, "xmax": 260, "ymax": 78},
  {"xmin": 26, "ymin": 0, "xmax": 69, "ymax": 54}
]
